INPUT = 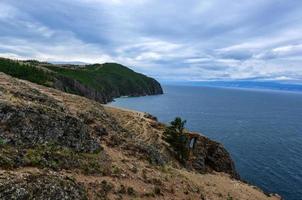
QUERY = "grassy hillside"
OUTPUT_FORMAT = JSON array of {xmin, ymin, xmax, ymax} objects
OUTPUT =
[{"xmin": 0, "ymin": 58, "xmax": 163, "ymax": 103}]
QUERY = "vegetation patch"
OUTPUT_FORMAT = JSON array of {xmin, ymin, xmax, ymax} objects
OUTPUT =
[
  {"xmin": 97, "ymin": 180, "xmax": 114, "ymax": 199},
  {"xmin": 0, "ymin": 144, "xmax": 110, "ymax": 175}
]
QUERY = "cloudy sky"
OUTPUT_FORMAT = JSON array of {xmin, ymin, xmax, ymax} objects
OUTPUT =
[{"xmin": 0, "ymin": 0, "xmax": 302, "ymax": 81}]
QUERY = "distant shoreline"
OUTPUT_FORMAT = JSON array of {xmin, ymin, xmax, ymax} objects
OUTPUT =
[{"xmin": 161, "ymin": 83, "xmax": 302, "ymax": 95}]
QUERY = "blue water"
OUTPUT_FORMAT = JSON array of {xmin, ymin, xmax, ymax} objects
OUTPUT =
[
  {"xmin": 165, "ymin": 81, "xmax": 302, "ymax": 93},
  {"xmin": 110, "ymin": 85, "xmax": 302, "ymax": 200}
]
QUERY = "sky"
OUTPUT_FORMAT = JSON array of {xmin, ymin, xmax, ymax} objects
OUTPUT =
[{"xmin": 0, "ymin": 0, "xmax": 302, "ymax": 82}]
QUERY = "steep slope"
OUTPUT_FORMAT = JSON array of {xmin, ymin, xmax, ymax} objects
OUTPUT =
[
  {"xmin": 0, "ymin": 57, "xmax": 163, "ymax": 103},
  {"xmin": 0, "ymin": 73, "xmax": 281, "ymax": 200}
]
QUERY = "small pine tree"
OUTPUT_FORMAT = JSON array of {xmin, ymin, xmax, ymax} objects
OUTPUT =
[{"xmin": 164, "ymin": 117, "xmax": 189, "ymax": 163}]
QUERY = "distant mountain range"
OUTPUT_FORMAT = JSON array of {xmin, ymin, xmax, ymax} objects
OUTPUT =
[{"xmin": 164, "ymin": 80, "xmax": 302, "ymax": 93}]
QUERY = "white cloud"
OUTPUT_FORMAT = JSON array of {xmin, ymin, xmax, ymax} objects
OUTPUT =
[
  {"xmin": 273, "ymin": 44, "xmax": 302, "ymax": 54},
  {"xmin": 0, "ymin": 36, "xmax": 114, "ymax": 63}
]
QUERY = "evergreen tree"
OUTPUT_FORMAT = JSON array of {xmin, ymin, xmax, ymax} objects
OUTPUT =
[{"xmin": 164, "ymin": 117, "xmax": 189, "ymax": 163}]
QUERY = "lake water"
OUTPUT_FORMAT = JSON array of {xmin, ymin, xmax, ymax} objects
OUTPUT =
[{"xmin": 110, "ymin": 85, "xmax": 302, "ymax": 200}]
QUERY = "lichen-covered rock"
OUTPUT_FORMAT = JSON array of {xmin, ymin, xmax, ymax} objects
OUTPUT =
[
  {"xmin": 0, "ymin": 77, "xmax": 105, "ymax": 153},
  {"xmin": 0, "ymin": 104, "xmax": 100, "ymax": 153},
  {"xmin": 0, "ymin": 171, "xmax": 88, "ymax": 200}
]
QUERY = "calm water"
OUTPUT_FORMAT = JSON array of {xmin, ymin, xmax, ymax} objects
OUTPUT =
[{"xmin": 110, "ymin": 85, "xmax": 302, "ymax": 200}]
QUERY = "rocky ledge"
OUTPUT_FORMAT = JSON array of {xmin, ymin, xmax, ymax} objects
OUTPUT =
[{"xmin": 0, "ymin": 73, "xmax": 280, "ymax": 200}]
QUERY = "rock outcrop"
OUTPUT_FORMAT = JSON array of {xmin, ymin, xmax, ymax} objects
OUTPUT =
[
  {"xmin": 186, "ymin": 133, "xmax": 239, "ymax": 178},
  {"xmin": 0, "ymin": 104, "xmax": 101, "ymax": 153},
  {"xmin": 0, "ymin": 170, "xmax": 88, "ymax": 200}
]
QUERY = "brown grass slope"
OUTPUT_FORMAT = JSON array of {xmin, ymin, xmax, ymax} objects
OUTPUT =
[{"xmin": 0, "ymin": 73, "xmax": 280, "ymax": 200}]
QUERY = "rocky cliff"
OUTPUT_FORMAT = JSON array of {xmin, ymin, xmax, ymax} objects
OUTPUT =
[
  {"xmin": 53, "ymin": 73, "xmax": 163, "ymax": 104},
  {"xmin": 185, "ymin": 132, "xmax": 239, "ymax": 179},
  {"xmin": 0, "ymin": 73, "xmax": 280, "ymax": 200}
]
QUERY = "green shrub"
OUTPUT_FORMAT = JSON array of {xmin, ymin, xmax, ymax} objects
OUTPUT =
[
  {"xmin": 154, "ymin": 186, "xmax": 161, "ymax": 195},
  {"xmin": 227, "ymin": 193, "xmax": 233, "ymax": 200},
  {"xmin": 127, "ymin": 186, "xmax": 136, "ymax": 196},
  {"xmin": 0, "ymin": 138, "xmax": 5, "ymax": 146}
]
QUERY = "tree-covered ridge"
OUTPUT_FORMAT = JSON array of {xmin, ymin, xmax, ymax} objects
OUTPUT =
[
  {"xmin": 0, "ymin": 57, "xmax": 163, "ymax": 103},
  {"xmin": 0, "ymin": 58, "xmax": 53, "ymax": 86},
  {"xmin": 44, "ymin": 63, "xmax": 162, "ymax": 96}
]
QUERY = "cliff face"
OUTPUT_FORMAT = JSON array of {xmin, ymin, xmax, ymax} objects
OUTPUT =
[
  {"xmin": 0, "ymin": 73, "xmax": 280, "ymax": 200},
  {"xmin": 53, "ymin": 74, "xmax": 163, "ymax": 104},
  {"xmin": 54, "ymin": 75, "xmax": 110, "ymax": 103}
]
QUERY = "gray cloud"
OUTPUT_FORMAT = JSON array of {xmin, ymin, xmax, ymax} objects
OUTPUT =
[{"xmin": 0, "ymin": 0, "xmax": 302, "ymax": 81}]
